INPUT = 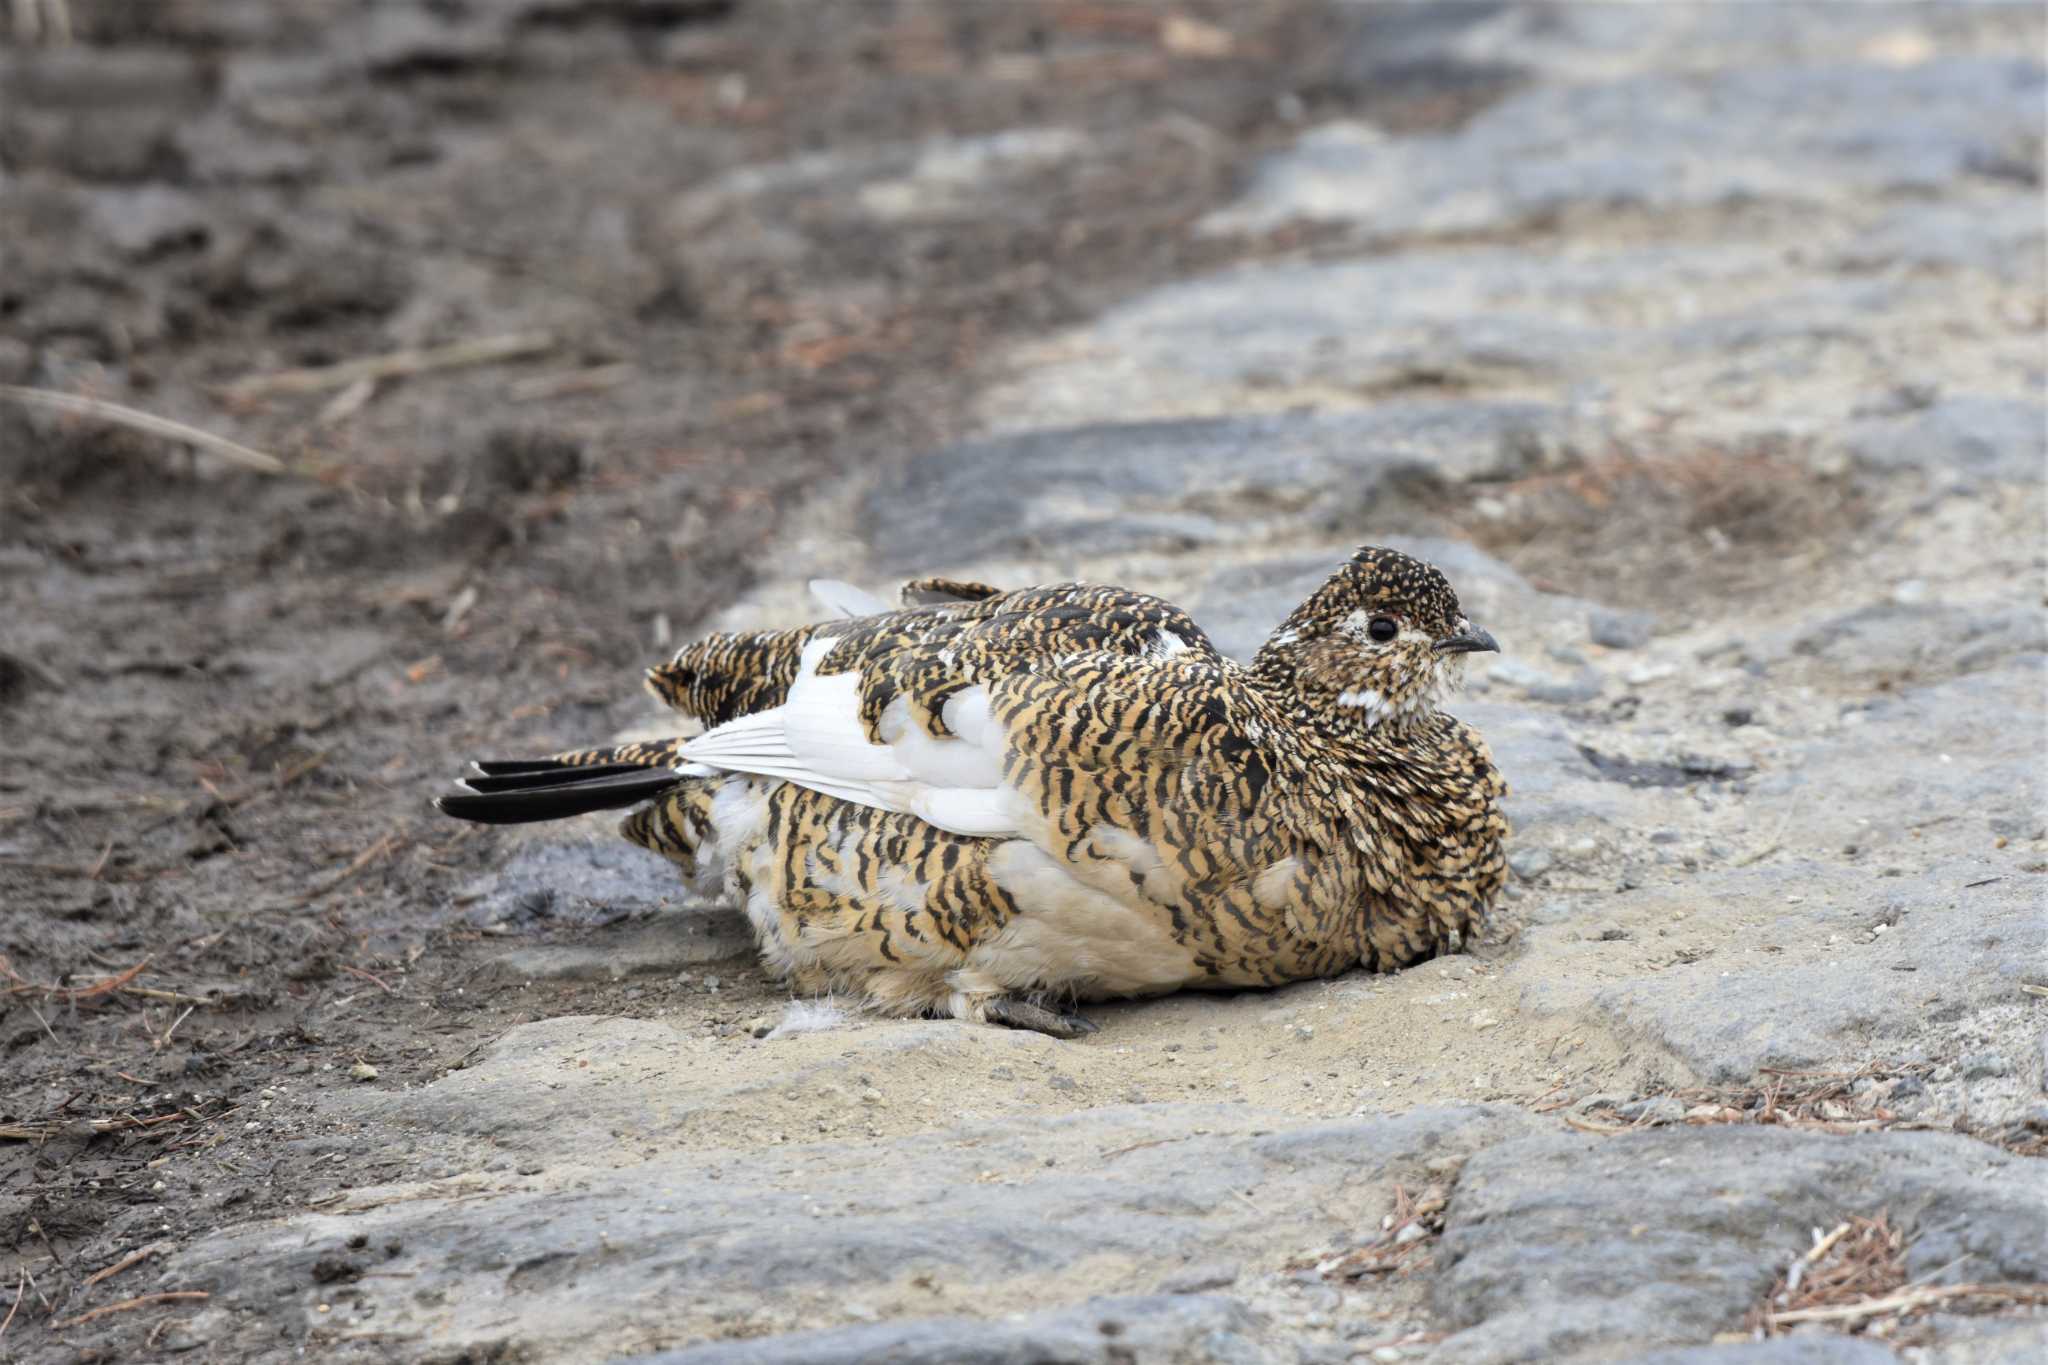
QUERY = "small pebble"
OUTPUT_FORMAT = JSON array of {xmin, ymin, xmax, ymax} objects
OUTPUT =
[
  {"xmin": 348, "ymin": 1062, "xmax": 378, "ymax": 1083},
  {"xmin": 1588, "ymin": 607, "xmax": 1655, "ymax": 650},
  {"xmin": 1158, "ymin": 1262, "xmax": 1239, "ymax": 1294},
  {"xmin": 860, "ymin": 1088, "xmax": 884, "ymax": 1105},
  {"xmin": 1616, "ymin": 1096, "xmax": 1686, "ymax": 1125},
  {"xmin": 1960, "ymin": 1052, "xmax": 2012, "ymax": 1080},
  {"xmin": 1508, "ymin": 847, "xmax": 1554, "ymax": 880}
]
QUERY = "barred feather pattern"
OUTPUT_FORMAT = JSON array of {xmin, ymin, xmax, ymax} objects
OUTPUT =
[{"xmin": 470, "ymin": 547, "xmax": 1509, "ymax": 1025}]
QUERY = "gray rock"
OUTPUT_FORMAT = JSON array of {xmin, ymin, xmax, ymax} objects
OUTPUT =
[
  {"xmin": 1589, "ymin": 607, "xmax": 1656, "ymax": 650},
  {"xmin": 1632, "ymin": 1340, "xmax": 1896, "ymax": 1365},
  {"xmin": 618, "ymin": 1294, "xmax": 1282, "ymax": 1365},
  {"xmin": 1432, "ymin": 1126, "xmax": 2048, "ymax": 1362},
  {"xmin": 0, "ymin": 46, "xmax": 209, "ymax": 111},
  {"xmin": 1572, "ymin": 662, "xmax": 2046, "ymax": 1083},
  {"xmin": 1614, "ymin": 1095, "xmax": 1686, "ymax": 1125},
  {"xmin": 83, "ymin": 186, "xmax": 209, "ymax": 257},
  {"xmin": 1843, "ymin": 397, "xmax": 2047, "ymax": 481},
  {"xmin": 1335, "ymin": 1, "xmax": 2041, "ymax": 93},
  {"xmin": 167, "ymin": 1104, "xmax": 1537, "ymax": 1361},
  {"xmin": 463, "ymin": 836, "xmax": 705, "ymax": 929},
  {"xmin": 1919, "ymin": 1321, "xmax": 2048, "ymax": 1365},
  {"xmin": 1156, "ymin": 1262, "xmax": 1240, "ymax": 1294},
  {"xmin": 1838, "ymin": 197, "xmax": 2047, "ymax": 278},
  {"xmin": 1457, "ymin": 702, "xmax": 1636, "ymax": 835},
  {"xmin": 1485, "ymin": 657, "xmax": 1603, "ymax": 705},
  {"xmin": 1507, "ymin": 847, "xmax": 1554, "ymax": 881},
  {"xmin": 861, "ymin": 406, "xmax": 1571, "ymax": 570},
  {"xmin": 170, "ymin": 109, "xmax": 318, "ymax": 184},
  {"xmin": 1205, "ymin": 59, "xmax": 2045, "ymax": 237},
  {"xmin": 1961, "ymin": 1052, "xmax": 2014, "ymax": 1080},
  {"xmin": 477, "ymin": 914, "xmax": 753, "ymax": 985}
]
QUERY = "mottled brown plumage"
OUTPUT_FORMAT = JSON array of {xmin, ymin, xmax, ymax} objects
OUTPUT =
[{"xmin": 438, "ymin": 546, "xmax": 1508, "ymax": 1036}]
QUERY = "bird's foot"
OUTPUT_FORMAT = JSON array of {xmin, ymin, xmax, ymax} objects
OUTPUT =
[{"xmin": 983, "ymin": 997, "xmax": 1100, "ymax": 1040}]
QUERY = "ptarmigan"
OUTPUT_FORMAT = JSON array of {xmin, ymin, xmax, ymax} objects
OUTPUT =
[{"xmin": 436, "ymin": 546, "xmax": 1507, "ymax": 1036}]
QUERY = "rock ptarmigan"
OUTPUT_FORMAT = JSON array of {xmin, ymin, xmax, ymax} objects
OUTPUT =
[{"xmin": 437, "ymin": 546, "xmax": 1508, "ymax": 1036}]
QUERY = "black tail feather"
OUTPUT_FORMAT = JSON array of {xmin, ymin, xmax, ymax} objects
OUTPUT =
[
  {"xmin": 471, "ymin": 758, "xmax": 582, "ymax": 776},
  {"xmin": 434, "ymin": 763, "xmax": 684, "ymax": 825},
  {"xmin": 457, "ymin": 762, "xmax": 648, "ymax": 794}
]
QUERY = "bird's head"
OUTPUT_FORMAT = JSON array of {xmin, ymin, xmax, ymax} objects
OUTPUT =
[{"xmin": 1251, "ymin": 546, "xmax": 1498, "ymax": 729}]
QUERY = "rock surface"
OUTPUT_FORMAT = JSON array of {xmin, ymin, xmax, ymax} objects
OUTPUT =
[{"xmin": 141, "ymin": 3, "xmax": 2047, "ymax": 1361}]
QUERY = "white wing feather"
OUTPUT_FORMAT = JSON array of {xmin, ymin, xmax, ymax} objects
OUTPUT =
[{"xmin": 681, "ymin": 638, "xmax": 1018, "ymax": 836}]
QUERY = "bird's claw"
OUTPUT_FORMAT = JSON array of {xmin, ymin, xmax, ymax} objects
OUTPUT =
[{"xmin": 984, "ymin": 998, "xmax": 1100, "ymax": 1039}]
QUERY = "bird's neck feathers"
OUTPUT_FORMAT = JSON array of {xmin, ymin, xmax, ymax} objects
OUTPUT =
[{"xmin": 1248, "ymin": 642, "xmax": 1460, "ymax": 746}]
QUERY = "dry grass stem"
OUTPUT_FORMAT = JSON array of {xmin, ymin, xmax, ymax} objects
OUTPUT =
[
  {"xmin": 53, "ymin": 1290, "xmax": 209, "ymax": 1330},
  {"xmin": 1746, "ymin": 1212, "xmax": 2048, "ymax": 1338},
  {"xmin": 218, "ymin": 331, "xmax": 556, "ymax": 403},
  {"xmin": 0, "ymin": 1101, "xmax": 226, "ymax": 1144},
  {"xmin": 1768, "ymin": 1282, "xmax": 2048, "ymax": 1327},
  {"xmin": 0, "ymin": 1268, "xmax": 23, "ymax": 1344},
  {"xmin": 1569, "ymin": 1062, "xmax": 1946, "ymax": 1138},
  {"xmin": 292, "ymin": 834, "xmax": 402, "ymax": 907},
  {"xmin": 83, "ymin": 1244, "xmax": 164, "ymax": 1289},
  {"xmin": 1, "ymin": 954, "xmax": 151, "ymax": 1004},
  {"xmin": 0, "ymin": 385, "xmax": 286, "ymax": 474},
  {"xmin": 1303, "ymin": 1183, "xmax": 1450, "ymax": 1281}
]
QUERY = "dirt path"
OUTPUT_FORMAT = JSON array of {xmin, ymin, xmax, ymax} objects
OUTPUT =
[
  {"xmin": 3, "ymin": 4, "xmax": 2043, "ymax": 1362},
  {"xmin": 0, "ymin": 2, "xmax": 1423, "ymax": 1356}
]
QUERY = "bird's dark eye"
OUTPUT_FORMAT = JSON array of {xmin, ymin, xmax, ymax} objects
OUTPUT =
[{"xmin": 1368, "ymin": 617, "xmax": 1398, "ymax": 643}]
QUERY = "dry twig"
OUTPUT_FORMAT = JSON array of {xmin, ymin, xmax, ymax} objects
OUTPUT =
[
  {"xmin": 1305, "ymin": 1183, "xmax": 1449, "ymax": 1281},
  {"xmin": 341, "ymin": 964, "xmax": 399, "ymax": 995},
  {"xmin": 54, "ymin": 1290, "xmax": 209, "ymax": 1330},
  {"xmin": 0, "ymin": 385, "xmax": 286, "ymax": 474},
  {"xmin": 0, "ymin": 1268, "xmax": 23, "ymax": 1345},
  {"xmin": 0, "ymin": 1102, "xmax": 225, "ymax": 1144},
  {"xmin": 83, "ymin": 1244, "xmax": 164, "ymax": 1289},
  {"xmin": 1768, "ymin": 1282, "xmax": 2048, "ymax": 1327},
  {"xmin": 1746, "ymin": 1212, "xmax": 2048, "ymax": 1338},
  {"xmin": 291, "ymin": 834, "xmax": 401, "ymax": 907},
  {"xmin": 217, "ymin": 331, "xmax": 555, "ymax": 403}
]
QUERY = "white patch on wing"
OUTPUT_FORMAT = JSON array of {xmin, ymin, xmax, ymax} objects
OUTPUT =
[
  {"xmin": 682, "ymin": 639, "xmax": 1019, "ymax": 836},
  {"xmin": 911, "ymin": 787, "xmax": 1017, "ymax": 838},
  {"xmin": 879, "ymin": 695, "xmax": 1002, "ymax": 789},
  {"xmin": 1150, "ymin": 629, "xmax": 1194, "ymax": 657}
]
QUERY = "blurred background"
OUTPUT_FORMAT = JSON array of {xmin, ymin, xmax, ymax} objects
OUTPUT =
[{"xmin": 1, "ymin": 3, "xmax": 2043, "ymax": 1360}]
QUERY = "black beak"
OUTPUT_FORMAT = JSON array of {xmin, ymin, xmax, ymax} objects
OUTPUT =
[{"xmin": 1434, "ymin": 624, "xmax": 1499, "ymax": 656}]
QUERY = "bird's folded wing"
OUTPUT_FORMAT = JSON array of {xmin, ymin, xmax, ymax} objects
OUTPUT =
[
  {"xmin": 682, "ymin": 637, "xmax": 1012, "ymax": 835},
  {"xmin": 679, "ymin": 584, "xmax": 1224, "ymax": 838}
]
